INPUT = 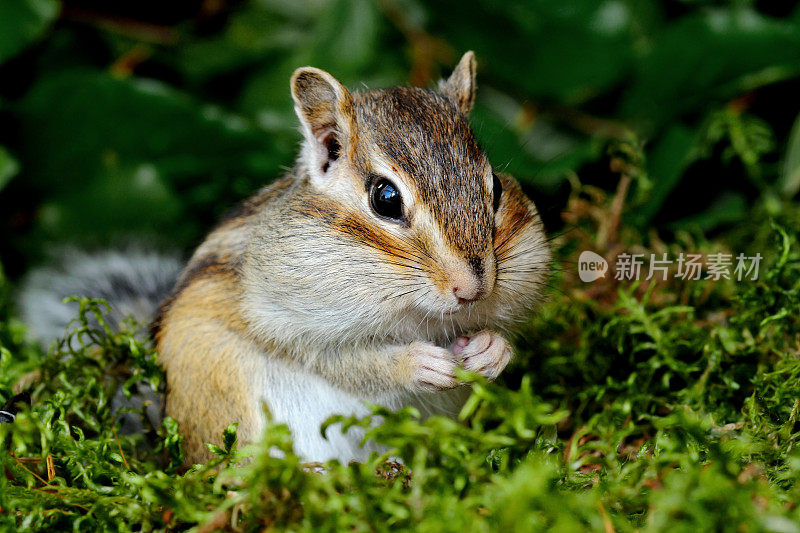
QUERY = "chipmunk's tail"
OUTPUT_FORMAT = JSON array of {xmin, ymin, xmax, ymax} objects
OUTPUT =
[{"xmin": 18, "ymin": 247, "xmax": 183, "ymax": 347}]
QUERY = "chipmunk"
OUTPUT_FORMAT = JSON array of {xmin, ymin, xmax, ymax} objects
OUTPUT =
[{"xmin": 20, "ymin": 52, "xmax": 550, "ymax": 464}]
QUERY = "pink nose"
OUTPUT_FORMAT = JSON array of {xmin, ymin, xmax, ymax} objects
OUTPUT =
[{"xmin": 453, "ymin": 284, "xmax": 480, "ymax": 304}]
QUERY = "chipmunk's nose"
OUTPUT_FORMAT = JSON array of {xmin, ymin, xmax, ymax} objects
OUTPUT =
[
  {"xmin": 453, "ymin": 283, "xmax": 481, "ymax": 304},
  {"xmin": 451, "ymin": 256, "xmax": 488, "ymax": 304}
]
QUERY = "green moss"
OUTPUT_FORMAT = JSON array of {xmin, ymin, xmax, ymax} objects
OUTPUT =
[{"xmin": 2, "ymin": 207, "xmax": 800, "ymax": 531}]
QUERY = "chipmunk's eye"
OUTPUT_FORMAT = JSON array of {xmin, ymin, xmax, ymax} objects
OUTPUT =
[
  {"xmin": 370, "ymin": 178, "xmax": 403, "ymax": 221},
  {"xmin": 492, "ymin": 173, "xmax": 503, "ymax": 212}
]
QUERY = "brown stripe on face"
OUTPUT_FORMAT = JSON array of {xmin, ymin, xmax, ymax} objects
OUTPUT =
[
  {"xmin": 293, "ymin": 190, "xmax": 429, "ymax": 272},
  {"xmin": 355, "ymin": 87, "xmax": 493, "ymax": 259}
]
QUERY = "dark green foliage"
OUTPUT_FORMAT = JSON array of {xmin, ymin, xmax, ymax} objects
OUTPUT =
[
  {"xmin": 0, "ymin": 0, "xmax": 59, "ymax": 65},
  {"xmin": 2, "ymin": 0, "xmax": 800, "ymax": 260},
  {"xmin": 2, "ymin": 0, "xmax": 800, "ymax": 530}
]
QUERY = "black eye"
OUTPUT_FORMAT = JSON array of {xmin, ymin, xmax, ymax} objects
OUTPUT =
[
  {"xmin": 370, "ymin": 178, "xmax": 403, "ymax": 221},
  {"xmin": 492, "ymin": 173, "xmax": 503, "ymax": 212}
]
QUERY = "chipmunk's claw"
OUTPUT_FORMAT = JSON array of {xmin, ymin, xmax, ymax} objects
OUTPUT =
[{"xmin": 453, "ymin": 331, "xmax": 512, "ymax": 381}]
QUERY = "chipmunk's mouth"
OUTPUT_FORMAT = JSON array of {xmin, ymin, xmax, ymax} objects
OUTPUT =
[
  {"xmin": 406, "ymin": 305, "xmax": 461, "ymax": 322},
  {"xmin": 442, "ymin": 302, "xmax": 479, "ymax": 317},
  {"xmin": 406, "ymin": 298, "xmax": 485, "ymax": 324},
  {"xmin": 445, "ymin": 299, "xmax": 481, "ymax": 316}
]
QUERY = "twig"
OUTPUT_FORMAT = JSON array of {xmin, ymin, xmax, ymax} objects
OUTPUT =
[
  {"xmin": 46, "ymin": 455, "xmax": 56, "ymax": 482},
  {"xmin": 112, "ymin": 428, "xmax": 131, "ymax": 470},
  {"xmin": 597, "ymin": 501, "xmax": 615, "ymax": 533},
  {"xmin": 543, "ymin": 104, "xmax": 632, "ymax": 140},
  {"xmin": 603, "ymin": 171, "xmax": 632, "ymax": 250},
  {"xmin": 60, "ymin": 6, "xmax": 179, "ymax": 45},
  {"xmin": 374, "ymin": 0, "xmax": 453, "ymax": 86},
  {"xmin": 11, "ymin": 454, "xmax": 49, "ymax": 486},
  {"xmin": 197, "ymin": 508, "xmax": 231, "ymax": 533},
  {"xmin": 110, "ymin": 44, "xmax": 152, "ymax": 79},
  {"xmin": 34, "ymin": 488, "xmax": 90, "ymax": 512}
]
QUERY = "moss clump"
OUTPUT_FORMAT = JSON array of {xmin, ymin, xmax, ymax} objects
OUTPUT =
[{"xmin": 2, "ymin": 200, "xmax": 800, "ymax": 531}]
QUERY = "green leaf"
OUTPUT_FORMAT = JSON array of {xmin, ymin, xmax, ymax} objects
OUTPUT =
[
  {"xmin": 623, "ymin": 8, "xmax": 800, "ymax": 130},
  {"xmin": 431, "ymin": 0, "xmax": 647, "ymax": 104},
  {"xmin": 14, "ymin": 70, "xmax": 286, "ymax": 246},
  {"xmin": 309, "ymin": 0, "xmax": 381, "ymax": 76},
  {"xmin": 35, "ymin": 162, "xmax": 185, "ymax": 243},
  {"xmin": 205, "ymin": 443, "xmax": 226, "ymax": 457},
  {"xmin": 633, "ymin": 124, "xmax": 697, "ymax": 227},
  {"xmin": 237, "ymin": 0, "xmax": 399, "ymax": 119},
  {"xmin": 779, "ymin": 112, "xmax": 800, "ymax": 199},
  {"xmin": 0, "ymin": 0, "xmax": 60, "ymax": 65},
  {"xmin": 470, "ymin": 93, "xmax": 601, "ymax": 191},
  {"xmin": 17, "ymin": 71, "xmax": 277, "ymax": 193},
  {"xmin": 666, "ymin": 191, "xmax": 747, "ymax": 232},
  {"xmin": 223, "ymin": 422, "xmax": 238, "ymax": 453},
  {"xmin": 174, "ymin": 1, "xmax": 318, "ymax": 82},
  {"xmin": 0, "ymin": 146, "xmax": 20, "ymax": 192}
]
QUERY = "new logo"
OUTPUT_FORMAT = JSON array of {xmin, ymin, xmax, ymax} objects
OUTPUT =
[{"xmin": 578, "ymin": 250, "xmax": 608, "ymax": 282}]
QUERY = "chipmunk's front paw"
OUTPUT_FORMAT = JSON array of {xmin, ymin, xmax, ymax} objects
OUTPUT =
[
  {"xmin": 452, "ymin": 331, "xmax": 512, "ymax": 381},
  {"xmin": 407, "ymin": 341, "xmax": 459, "ymax": 392}
]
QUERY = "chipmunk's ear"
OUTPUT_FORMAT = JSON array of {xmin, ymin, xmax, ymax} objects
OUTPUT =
[
  {"xmin": 440, "ymin": 51, "xmax": 477, "ymax": 115},
  {"xmin": 291, "ymin": 67, "xmax": 355, "ymax": 176}
]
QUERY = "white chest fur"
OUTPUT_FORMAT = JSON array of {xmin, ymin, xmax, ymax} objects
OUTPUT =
[{"xmin": 254, "ymin": 358, "xmax": 469, "ymax": 463}]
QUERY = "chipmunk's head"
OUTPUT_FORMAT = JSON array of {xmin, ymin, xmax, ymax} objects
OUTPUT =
[{"xmin": 288, "ymin": 52, "xmax": 548, "ymax": 338}]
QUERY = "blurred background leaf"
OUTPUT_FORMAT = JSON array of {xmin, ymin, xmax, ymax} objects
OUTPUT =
[
  {"xmin": 622, "ymin": 7, "xmax": 800, "ymax": 131},
  {"xmin": 0, "ymin": 0, "xmax": 798, "ymax": 273},
  {"xmin": 780, "ymin": 113, "xmax": 800, "ymax": 198},
  {"xmin": 0, "ymin": 0, "xmax": 60, "ymax": 64},
  {"xmin": 14, "ymin": 71, "xmax": 279, "ymax": 245},
  {"xmin": 0, "ymin": 147, "xmax": 20, "ymax": 192}
]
